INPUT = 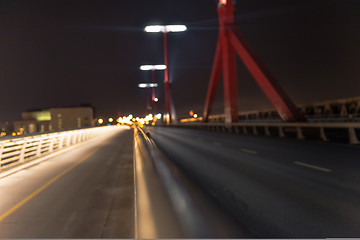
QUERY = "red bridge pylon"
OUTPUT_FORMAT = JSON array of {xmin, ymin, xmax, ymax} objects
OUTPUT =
[{"xmin": 203, "ymin": 0, "xmax": 307, "ymax": 124}]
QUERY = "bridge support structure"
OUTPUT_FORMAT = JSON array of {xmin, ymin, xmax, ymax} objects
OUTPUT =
[{"xmin": 203, "ymin": 0, "xmax": 306, "ymax": 124}]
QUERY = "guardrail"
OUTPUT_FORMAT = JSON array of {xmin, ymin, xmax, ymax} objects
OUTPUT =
[
  {"xmin": 133, "ymin": 126, "xmax": 242, "ymax": 238},
  {"xmin": 0, "ymin": 126, "xmax": 115, "ymax": 172},
  {"xmin": 171, "ymin": 122, "xmax": 360, "ymax": 144}
]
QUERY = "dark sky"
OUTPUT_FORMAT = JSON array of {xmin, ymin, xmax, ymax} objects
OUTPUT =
[{"xmin": 0, "ymin": 0, "xmax": 359, "ymax": 123}]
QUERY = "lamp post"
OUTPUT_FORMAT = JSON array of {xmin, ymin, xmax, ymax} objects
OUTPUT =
[
  {"xmin": 140, "ymin": 65, "xmax": 166, "ymax": 114},
  {"xmin": 144, "ymin": 25, "xmax": 187, "ymax": 124},
  {"xmin": 138, "ymin": 83, "xmax": 159, "ymax": 113}
]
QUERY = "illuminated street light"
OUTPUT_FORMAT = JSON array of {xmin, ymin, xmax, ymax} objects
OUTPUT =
[
  {"xmin": 144, "ymin": 24, "xmax": 187, "ymax": 124},
  {"xmin": 144, "ymin": 25, "xmax": 187, "ymax": 33},
  {"xmin": 98, "ymin": 118, "xmax": 104, "ymax": 124},
  {"xmin": 140, "ymin": 64, "xmax": 166, "ymax": 114},
  {"xmin": 140, "ymin": 65, "xmax": 166, "ymax": 71},
  {"xmin": 109, "ymin": 118, "xmax": 113, "ymax": 123},
  {"xmin": 138, "ymin": 83, "xmax": 158, "ymax": 88}
]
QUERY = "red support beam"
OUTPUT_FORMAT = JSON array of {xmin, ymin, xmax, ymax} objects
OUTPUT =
[
  {"xmin": 203, "ymin": 0, "xmax": 306, "ymax": 123},
  {"xmin": 151, "ymin": 69, "xmax": 157, "ymax": 114},
  {"xmin": 203, "ymin": 38, "xmax": 223, "ymax": 122},
  {"xmin": 221, "ymin": 30, "xmax": 238, "ymax": 124},
  {"xmin": 228, "ymin": 28, "xmax": 306, "ymax": 122},
  {"xmin": 163, "ymin": 30, "xmax": 177, "ymax": 124}
]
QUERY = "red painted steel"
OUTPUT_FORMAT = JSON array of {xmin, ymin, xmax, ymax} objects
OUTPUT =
[
  {"xmin": 163, "ymin": 30, "xmax": 177, "ymax": 124},
  {"xmin": 203, "ymin": 37, "xmax": 223, "ymax": 122},
  {"xmin": 203, "ymin": 0, "xmax": 306, "ymax": 123},
  {"xmin": 228, "ymin": 29, "xmax": 306, "ymax": 122},
  {"xmin": 151, "ymin": 69, "xmax": 157, "ymax": 114}
]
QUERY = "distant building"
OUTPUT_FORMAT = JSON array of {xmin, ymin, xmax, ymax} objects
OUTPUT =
[{"xmin": 14, "ymin": 107, "xmax": 95, "ymax": 134}]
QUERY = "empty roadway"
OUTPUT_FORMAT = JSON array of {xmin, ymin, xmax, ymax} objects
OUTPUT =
[
  {"xmin": 146, "ymin": 126, "xmax": 360, "ymax": 238},
  {"xmin": 0, "ymin": 126, "xmax": 133, "ymax": 238}
]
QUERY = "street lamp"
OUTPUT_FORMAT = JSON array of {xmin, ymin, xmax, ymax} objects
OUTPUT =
[
  {"xmin": 144, "ymin": 25, "xmax": 187, "ymax": 124},
  {"xmin": 140, "ymin": 64, "xmax": 166, "ymax": 114},
  {"xmin": 138, "ymin": 82, "xmax": 159, "ymax": 112}
]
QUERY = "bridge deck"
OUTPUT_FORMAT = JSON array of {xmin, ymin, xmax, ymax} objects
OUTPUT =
[
  {"xmin": 147, "ymin": 126, "xmax": 360, "ymax": 238},
  {"xmin": 0, "ymin": 127, "xmax": 134, "ymax": 238}
]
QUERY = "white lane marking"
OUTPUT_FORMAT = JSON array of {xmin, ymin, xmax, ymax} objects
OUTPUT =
[
  {"xmin": 241, "ymin": 148, "xmax": 257, "ymax": 154},
  {"xmin": 213, "ymin": 142, "xmax": 223, "ymax": 146},
  {"xmin": 294, "ymin": 161, "xmax": 332, "ymax": 173}
]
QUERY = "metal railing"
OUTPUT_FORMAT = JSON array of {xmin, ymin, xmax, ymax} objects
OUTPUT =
[
  {"xmin": 172, "ymin": 122, "xmax": 360, "ymax": 144},
  {"xmin": 0, "ymin": 126, "xmax": 115, "ymax": 172},
  {"xmin": 133, "ymin": 126, "xmax": 242, "ymax": 238}
]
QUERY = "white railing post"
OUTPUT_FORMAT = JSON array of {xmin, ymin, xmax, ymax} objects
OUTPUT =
[
  {"xmin": 348, "ymin": 127, "xmax": 360, "ymax": 144},
  {"xmin": 72, "ymin": 133, "xmax": 77, "ymax": 144},
  {"xmin": 59, "ymin": 134, "xmax": 65, "ymax": 149},
  {"xmin": 36, "ymin": 137, "xmax": 43, "ymax": 157},
  {"xmin": 264, "ymin": 126, "xmax": 271, "ymax": 136},
  {"xmin": 296, "ymin": 126, "xmax": 305, "ymax": 140},
  {"xmin": 278, "ymin": 127, "xmax": 285, "ymax": 138},
  {"xmin": 0, "ymin": 143, "xmax": 4, "ymax": 170},
  {"xmin": 243, "ymin": 126, "xmax": 247, "ymax": 135},
  {"xmin": 49, "ymin": 136, "xmax": 54, "ymax": 153},
  {"xmin": 253, "ymin": 126, "xmax": 258, "ymax": 135},
  {"xmin": 67, "ymin": 134, "xmax": 72, "ymax": 146},
  {"xmin": 19, "ymin": 139, "xmax": 27, "ymax": 163},
  {"xmin": 320, "ymin": 127, "xmax": 328, "ymax": 142}
]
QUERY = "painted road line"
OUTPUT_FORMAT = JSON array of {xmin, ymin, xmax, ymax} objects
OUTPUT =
[
  {"xmin": 294, "ymin": 161, "xmax": 332, "ymax": 173},
  {"xmin": 241, "ymin": 148, "xmax": 257, "ymax": 155},
  {"xmin": 0, "ymin": 150, "xmax": 98, "ymax": 222}
]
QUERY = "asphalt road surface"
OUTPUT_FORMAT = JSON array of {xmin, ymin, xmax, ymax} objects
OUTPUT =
[
  {"xmin": 146, "ymin": 126, "xmax": 360, "ymax": 238},
  {"xmin": 0, "ymin": 126, "xmax": 134, "ymax": 238}
]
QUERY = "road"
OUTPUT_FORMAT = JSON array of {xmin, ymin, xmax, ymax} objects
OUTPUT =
[
  {"xmin": 146, "ymin": 126, "xmax": 360, "ymax": 238},
  {"xmin": 0, "ymin": 126, "xmax": 133, "ymax": 238}
]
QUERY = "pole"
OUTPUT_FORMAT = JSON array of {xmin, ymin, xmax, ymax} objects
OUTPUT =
[
  {"xmin": 163, "ymin": 30, "xmax": 178, "ymax": 124},
  {"xmin": 152, "ymin": 69, "xmax": 157, "ymax": 114},
  {"xmin": 146, "ymin": 86, "xmax": 151, "ymax": 111}
]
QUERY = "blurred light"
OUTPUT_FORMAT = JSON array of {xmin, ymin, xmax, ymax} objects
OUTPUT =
[
  {"xmin": 156, "ymin": 113, "xmax": 162, "ymax": 119},
  {"xmin": 128, "ymin": 114, "xmax": 133, "ymax": 119},
  {"xmin": 12, "ymin": 132, "xmax": 16, "ymax": 136},
  {"xmin": 138, "ymin": 83, "xmax": 158, "ymax": 88},
  {"xmin": 219, "ymin": 0, "xmax": 227, "ymax": 5},
  {"xmin": 193, "ymin": 114, "xmax": 198, "ymax": 118},
  {"xmin": 144, "ymin": 25, "xmax": 187, "ymax": 33},
  {"xmin": 154, "ymin": 97, "xmax": 159, "ymax": 102},
  {"xmin": 165, "ymin": 25, "xmax": 187, "ymax": 32},
  {"xmin": 189, "ymin": 110, "xmax": 194, "ymax": 117},
  {"xmin": 98, "ymin": 119, "xmax": 104, "ymax": 124},
  {"xmin": 140, "ymin": 65, "xmax": 167, "ymax": 71},
  {"xmin": 109, "ymin": 118, "xmax": 114, "ymax": 123},
  {"xmin": 144, "ymin": 25, "xmax": 164, "ymax": 33}
]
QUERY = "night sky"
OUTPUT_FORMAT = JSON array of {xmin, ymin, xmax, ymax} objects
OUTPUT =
[{"xmin": 1, "ymin": 0, "xmax": 359, "ymax": 123}]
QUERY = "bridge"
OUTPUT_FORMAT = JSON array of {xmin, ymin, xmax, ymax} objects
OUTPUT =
[{"xmin": 1, "ymin": 0, "xmax": 360, "ymax": 238}]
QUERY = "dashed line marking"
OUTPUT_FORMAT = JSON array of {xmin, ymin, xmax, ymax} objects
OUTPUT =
[
  {"xmin": 241, "ymin": 148, "xmax": 257, "ymax": 154},
  {"xmin": 294, "ymin": 161, "xmax": 332, "ymax": 173}
]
